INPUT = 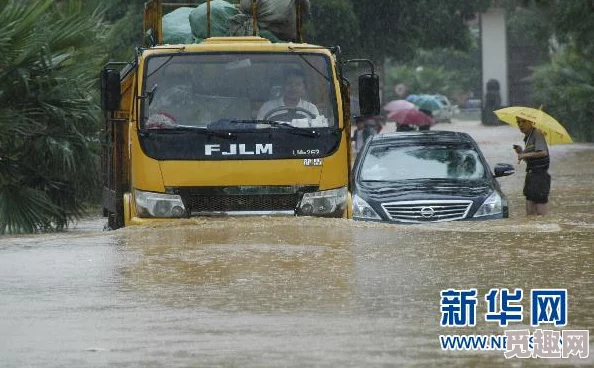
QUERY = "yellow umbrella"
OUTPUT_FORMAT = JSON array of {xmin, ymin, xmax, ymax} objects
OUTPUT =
[{"xmin": 494, "ymin": 106, "xmax": 573, "ymax": 145}]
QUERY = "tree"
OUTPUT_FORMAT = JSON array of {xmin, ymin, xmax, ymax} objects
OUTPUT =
[
  {"xmin": 531, "ymin": 49, "xmax": 594, "ymax": 142},
  {"xmin": 384, "ymin": 23, "xmax": 482, "ymax": 104},
  {"xmin": 509, "ymin": 0, "xmax": 594, "ymax": 141},
  {"xmin": 350, "ymin": 0, "xmax": 491, "ymax": 63},
  {"xmin": 514, "ymin": 0, "xmax": 594, "ymax": 56},
  {"xmin": 0, "ymin": 0, "xmax": 106, "ymax": 233},
  {"xmin": 95, "ymin": 0, "xmax": 146, "ymax": 61},
  {"xmin": 306, "ymin": 0, "xmax": 490, "ymax": 62},
  {"xmin": 305, "ymin": 0, "xmax": 360, "ymax": 55}
]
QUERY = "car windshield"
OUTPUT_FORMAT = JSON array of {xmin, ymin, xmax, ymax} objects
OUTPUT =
[
  {"xmin": 359, "ymin": 144, "xmax": 486, "ymax": 181},
  {"xmin": 142, "ymin": 53, "xmax": 337, "ymax": 130}
]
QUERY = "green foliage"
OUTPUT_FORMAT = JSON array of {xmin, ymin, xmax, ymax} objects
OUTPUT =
[
  {"xmin": 387, "ymin": 65, "xmax": 450, "ymax": 96},
  {"xmin": 384, "ymin": 27, "xmax": 482, "ymax": 103},
  {"xmin": 507, "ymin": 0, "xmax": 594, "ymax": 141},
  {"xmin": 305, "ymin": 0, "xmax": 360, "ymax": 55},
  {"xmin": 305, "ymin": 0, "xmax": 490, "ymax": 104},
  {"xmin": 351, "ymin": 0, "xmax": 490, "ymax": 62},
  {"xmin": 385, "ymin": 62, "xmax": 470, "ymax": 104},
  {"xmin": 506, "ymin": 5, "xmax": 551, "ymax": 52},
  {"xmin": 304, "ymin": 0, "xmax": 492, "ymax": 62},
  {"xmin": 0, "ymin": 0, "xmax": 106, "ymax": 233},
  {"xmin": 531, "ymin": 48, "xmax": 594, "ymax": 142},
  {"xmin": 552, "ymin": 1, "xmax": 594, "ymax": 56},
  {"xmin": 98, "ymin": 0, "xmax": 145, "ymax": 61},
  {"xmin": 517, "ymin": 0, "xmax": 594, "ymax": 56}
]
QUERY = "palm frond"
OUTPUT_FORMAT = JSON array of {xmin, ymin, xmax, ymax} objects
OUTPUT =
[
  {"xmin": 0, "ymin": 0, "xmax": 106, "ymax": 234},
  {"xmin": 0, "ymin": 185, "xmax": 63, "ymax": 234}
]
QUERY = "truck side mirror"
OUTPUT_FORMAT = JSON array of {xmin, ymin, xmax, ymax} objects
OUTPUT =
[
  {"xmin": 101, "ymin": 68, "xmax": 121, "ymax": 111},
  {"xmin": 358, "ymin": 73, "xmax": 380, "ymax": 116}
]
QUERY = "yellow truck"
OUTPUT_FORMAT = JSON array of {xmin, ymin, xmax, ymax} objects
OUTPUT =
[{"xmin": 100, "ymin": 0, "xmax": 380, "ymax": 229}]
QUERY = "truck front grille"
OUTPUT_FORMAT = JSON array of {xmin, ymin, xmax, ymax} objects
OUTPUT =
[
  {"xmin": 185, "ymin": 194, "xmax": 299, "ymax": 213},
  {"xmin": 169, "ymin": 186, "xmax": 318, "ymax": 214}
]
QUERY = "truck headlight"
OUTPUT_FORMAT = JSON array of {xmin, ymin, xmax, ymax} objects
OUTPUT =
[
  {"xmin": 134, "ymin": 189, "xmax": 187, "ymax": 218},
  {"xmin": 352, "ymin": 194, "xmax": 381, "ymax": 220},
  {"xmin": 473, "ymin": 191, "xmax": 502, "ymax": 217},
  {"xmin": 297, "ymin": 187, "xmax": 347, "ymax": 216}
]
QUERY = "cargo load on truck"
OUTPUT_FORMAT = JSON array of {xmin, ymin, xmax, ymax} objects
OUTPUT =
[
  {"xmin": 189, "ymin": 0, "xmax": 238, "ymax": 41},
  {"xmin": 162, "ymin": 7, "xmax": 194, "ymax": 44},
  {"xmin": 233, "ymin": 0, "xmax": 310, "ymax": 40},
  {"xmin": 162, "ymin": 0, "xmax": 310, "ymax": 44}
]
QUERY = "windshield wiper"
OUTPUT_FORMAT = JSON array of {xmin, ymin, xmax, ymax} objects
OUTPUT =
[
  {"xmin": 229, "ymin": 119, "xmax": 319, "ymax": 137},
  {"xmin": 142, "ymin": 125, "xmax": 237, "ymax": 139},
  {"xmin": 287, "ymin": 49, "xmax": 332, "ymax": 83}
]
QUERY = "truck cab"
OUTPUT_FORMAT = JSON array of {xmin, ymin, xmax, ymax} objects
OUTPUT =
[{"xmin": 100, "ymin": 0, "xmax": 379, "ymax": 229}]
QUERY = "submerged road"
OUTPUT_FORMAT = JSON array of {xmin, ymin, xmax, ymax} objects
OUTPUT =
[{"xmin": 1, "ymin": 120, "xmax": 593, "ymax": 367}]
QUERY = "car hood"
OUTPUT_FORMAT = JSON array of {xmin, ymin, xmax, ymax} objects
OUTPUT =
[{"xmin": 356, "ymin": 178, "xmax": 494, "ymax": 201}]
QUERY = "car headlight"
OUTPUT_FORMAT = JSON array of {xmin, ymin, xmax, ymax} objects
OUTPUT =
[
  {"xmin": 297, "ymin": 187, "xmax": 347, "ymax": 216},
  {"xmin": 473, "ymin": 191, "xmax": 502, "ymax": 217},
  {"xmin": 352, "ymin": 194, "xmax": 382, "ymax": 220},
  {"xmin": 134, "ymin": 189, "xmax": 187, "ymax": 218}
]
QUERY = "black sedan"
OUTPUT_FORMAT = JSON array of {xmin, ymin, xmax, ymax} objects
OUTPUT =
[{"xmin": 351, "ymin": 131, "xmax": 515, "ymax": 223}]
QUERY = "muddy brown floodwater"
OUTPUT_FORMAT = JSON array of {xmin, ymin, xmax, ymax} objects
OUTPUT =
[{"xmin": 1, "ymin": 120, "xmax": 593, "ymax": 367}]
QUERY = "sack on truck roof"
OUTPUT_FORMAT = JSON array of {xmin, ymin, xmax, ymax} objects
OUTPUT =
[
  {"xmin": 189, "ymin": 0, "xmax": 239, "ymax": 41},
  {"xmin": 163, "ymin": 7, "xmax": 194, "ymax": 44},
  {"xmin": 238, "ymin": 0, "xmax": 310, "ymax": 41},
  {"xmin": 227, "ymin": 13, "xmax": 281, "ymax": 42},
  {"xmin": 162, "ymin": 0, "xmax": 311, "ymax": 45}
]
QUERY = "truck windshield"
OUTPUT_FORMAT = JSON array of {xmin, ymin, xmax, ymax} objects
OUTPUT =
[{"xmin": 142, "ymin": 53, "xmax": 337, "ymax": 130}]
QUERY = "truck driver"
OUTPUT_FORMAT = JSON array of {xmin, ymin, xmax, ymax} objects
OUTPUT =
[{"xmin": 256, "ymin": 68, "xmax": 319, "ymax": 122}]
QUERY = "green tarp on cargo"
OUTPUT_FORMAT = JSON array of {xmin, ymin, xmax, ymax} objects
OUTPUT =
[
  {"xmin": 189, "ymin": 0, "xmax": 239, "ymax": 40},
  {"xmin": 166, "ymin": 0, "xmax": 301, "ymax": 44},
  {"xmin": 163, "ymin": 7, "xmax": 194, "ymax": 44}
]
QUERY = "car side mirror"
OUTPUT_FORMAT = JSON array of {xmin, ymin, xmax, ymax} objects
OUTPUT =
[
  {"xmin": 101, "ymin": 68, "xmax": 121, "ymax": 111},
  {"xmin": 494, "ymin": 163, "xmax": 515, "ymax": 177}
]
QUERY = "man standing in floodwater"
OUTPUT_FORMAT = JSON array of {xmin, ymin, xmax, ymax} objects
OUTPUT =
[{"xmin": 513, "ymin": 117, "xmax": 550, "ymax": 216}]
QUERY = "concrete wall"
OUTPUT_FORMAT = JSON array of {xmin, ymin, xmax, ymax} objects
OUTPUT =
[{"xmin": 480, "ymin": 8, "xmax": 508, "ymax": 106}]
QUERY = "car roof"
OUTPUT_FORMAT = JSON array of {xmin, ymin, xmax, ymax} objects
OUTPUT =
[{"xmin": 370, "ymin": 131, "xmax": 476, "ymax": 146}]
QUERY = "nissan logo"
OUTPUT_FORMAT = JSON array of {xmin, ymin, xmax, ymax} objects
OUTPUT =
[{"xmin": 420, "ymin": 207, "xmax": 435, "ymax": 218}]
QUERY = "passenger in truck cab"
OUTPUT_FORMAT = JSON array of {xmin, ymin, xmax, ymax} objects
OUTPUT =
[{"xmin": 256, "ymin": 68, "xmax": 320, "ymax": 123}]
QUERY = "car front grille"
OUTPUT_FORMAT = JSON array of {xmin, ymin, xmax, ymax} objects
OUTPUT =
[{"xmin": 381, "ymin": 200, "xmax": 473, "ymax": 223}]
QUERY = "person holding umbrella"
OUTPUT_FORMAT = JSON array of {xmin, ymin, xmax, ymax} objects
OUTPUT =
[
  {"xmin": 413, "ymin": 95, "xmax": 442, "ymax": 131},
  {"xmin": 418, "ymin": 109, "xmax": 433, "ymax": 131},
  {"xmin": 513, "ymin": 117, "xmax": 550, "ymax": 216},
  {"xmin": 384, "ymin": 99, "xmax": 417, "ymax": 131},
  {"xmin": 495, "ymin": 106, "xmax": 573, "ymax": 215},
  {"xmin": 387, "ymin": 108, "xmax": 433, "ymax": 131}
]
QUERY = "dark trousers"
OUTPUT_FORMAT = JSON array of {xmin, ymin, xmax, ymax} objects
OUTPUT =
[{"xmin": 523, "ymin": 170, "xmax": 551, "ymax": 203}]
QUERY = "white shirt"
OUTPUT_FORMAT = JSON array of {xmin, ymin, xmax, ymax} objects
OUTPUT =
[{"xmin": 257, "ymin": 98, "xmax": 319, "ymax": 121}]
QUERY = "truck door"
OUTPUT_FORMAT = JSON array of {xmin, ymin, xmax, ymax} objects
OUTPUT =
[{"xmin": 101, "ymin": 65, "xmax": 134, "ymax": 229}]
